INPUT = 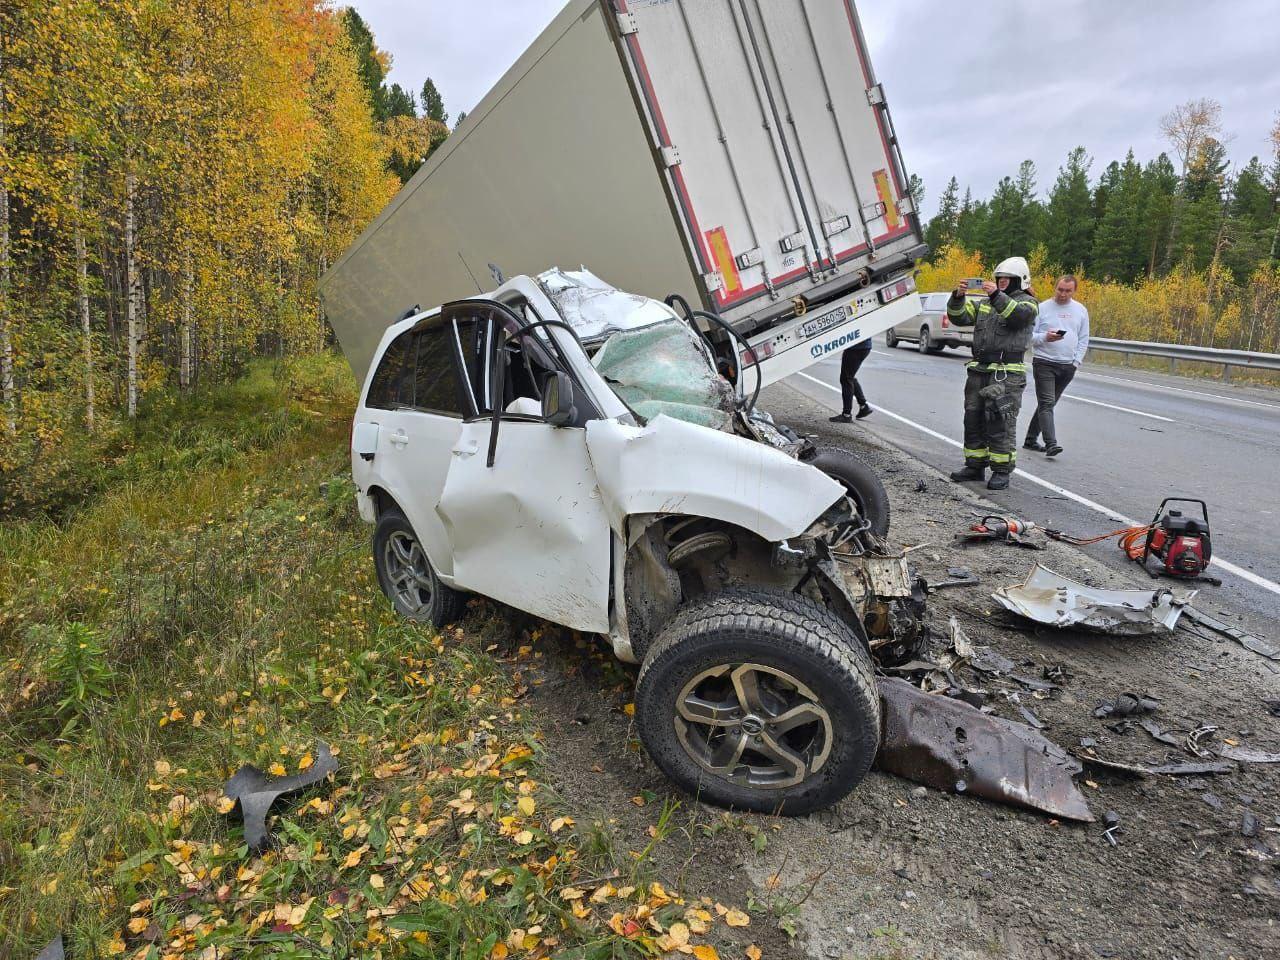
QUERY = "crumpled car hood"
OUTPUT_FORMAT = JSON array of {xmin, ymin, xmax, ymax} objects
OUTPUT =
[{"xmin": 585, "ymin": 414, "xmax": 845, "ymax": 543}]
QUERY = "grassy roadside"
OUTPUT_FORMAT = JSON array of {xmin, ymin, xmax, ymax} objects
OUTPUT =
[{"xmin": 0, "ymin": 355, "xmax": 756, "ymax": 959}]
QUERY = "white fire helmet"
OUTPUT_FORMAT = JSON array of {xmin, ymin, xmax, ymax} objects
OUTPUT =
[{"xmin": 993, "ymin": 256, "xmax": 1031, "ymax": 289}]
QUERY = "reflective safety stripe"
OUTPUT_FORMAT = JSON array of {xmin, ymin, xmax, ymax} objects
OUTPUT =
[
  {"xmin": 998, "ymin": 296, "xmax": 1021, "ymax": 318},
  {"xmin": 965, "ymin": 361, "xmax": 1027, "ymax": 373},
  {"xmin": 964, "ymin": 447, "xmax": 989, "ymax": 459},
  {"xmin": 989, "ymin": 451, "xmax": 1015, "ymax": 464}
]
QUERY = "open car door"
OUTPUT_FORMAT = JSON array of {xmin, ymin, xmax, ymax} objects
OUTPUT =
[{"xmin": 436, "ymin": 301, "xmax": 613, "ymax": 633}]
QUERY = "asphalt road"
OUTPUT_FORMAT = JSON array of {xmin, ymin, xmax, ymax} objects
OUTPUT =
[{"xmin": 787, "ymin": 340, "xmax": 1280, "ymax": 625}]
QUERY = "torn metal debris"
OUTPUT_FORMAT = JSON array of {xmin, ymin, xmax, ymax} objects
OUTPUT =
[
  {"xmin": 223, "ymin": 741, "xmax": 338, "ymax": 852},
  {"xmin": 877, "ymin": 677, "xmax": 1094, "ymax": 822},
  {"xmin": 992, "ymin": 564, "xmax": 1195, "ymax": 634},
  {"xmin": 35, "ymin": 936, "xmax": 64, "ymax": 960},
  {"xmin": 1093, "ymin": 693, "xmax": 1160, "ymax": 719},
  {"xmin": 1180, "ymin": 607, "xmax": 1280, "ymax": 662}
]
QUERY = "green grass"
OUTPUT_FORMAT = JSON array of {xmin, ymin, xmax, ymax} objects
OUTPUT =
[{"xmin": 0, "ymin": 355, "xmax": 750, "ymax": 959}]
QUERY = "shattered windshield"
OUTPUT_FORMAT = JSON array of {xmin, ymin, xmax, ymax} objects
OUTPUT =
[{"xmin": 591, "ymin": 320, "xmax": 737, "ymax": 431}]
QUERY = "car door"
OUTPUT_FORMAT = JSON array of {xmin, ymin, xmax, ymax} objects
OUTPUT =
[
  {"xmin": 436, "ymin": 302, "xmax": 613, "ymax": 633},
  {"xmin": 368, "ymin": 320, "xmax": 470, "ymax": 581}
]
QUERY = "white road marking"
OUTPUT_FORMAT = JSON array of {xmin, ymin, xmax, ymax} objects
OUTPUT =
[
  {"xmin": 796, "ymin": 372, "xmax": 1280, "ymax": 598},
  {"xmin": 1080, "ymin": 370, "xmax": 1280, "ymax": 410},
  {"xmin": 1063, "ymin": 394, "xmax": 1175, "ymax": 422}
]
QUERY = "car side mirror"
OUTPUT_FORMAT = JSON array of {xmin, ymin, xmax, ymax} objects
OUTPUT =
[{"xmin": 542, "ymin": 371, "xmax": 578, "ymax": 427}]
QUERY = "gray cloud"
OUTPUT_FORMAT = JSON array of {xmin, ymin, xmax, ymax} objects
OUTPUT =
[{"xmin": 353, "ymin": 1, "xmax": 1279, "ymax": 216}]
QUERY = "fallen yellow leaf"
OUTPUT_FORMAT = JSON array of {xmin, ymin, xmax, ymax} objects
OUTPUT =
[
  {"xmin": 299, "ymin": 752, "xmax": 314, "ymax": 770},
  {"xmin": 692, "ymin": 946, "xmax": 720, "ymax": 960},
  {"xmin": 154, "ymin": 759, "xmax": 171, "ymax": 778},
  {"xmin": 623, "ymin": 703, "xmax": 636, "ymax": 716},
  {"xmin": 127, "ymin": 917, "xmax": 149, "ymax": 934},
  {"xmin": 746, "ymin": 945, "xmax": 762, "ymax": 960},
  {"xmin": 667, "ymin": 922, "xmax": 690, "ymax": 946},
  {"xmin": 517, "ymin": 796, "xmax": 536, "ymax": 817},
  {"xmin": 268, "ymin": 762, "xmax": 287, "ymax": 777},
  {"xmin": 724, "ymin": 908, "xmax": 750, "ymax": 927},
  {"xmin": 370, "ymin": 874, "xmax": 385, "ymax": 890},
  {"xmin": 513, "ymin": 830, "xmax": 534, "ymax": 845}
]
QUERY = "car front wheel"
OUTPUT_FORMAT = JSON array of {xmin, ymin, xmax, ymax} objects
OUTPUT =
[
  {"xmin": 635, "ymin": 589, "xmax": 881, "ymax": 816},
  {"xmin": 373, "ymin": 509, "xmax": 467, "ymax": 627},
  {"xmin": 803, "ymin": 446, "xmax": 891, "ymax": 538}
]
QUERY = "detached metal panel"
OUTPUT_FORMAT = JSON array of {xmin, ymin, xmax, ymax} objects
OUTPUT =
[
  {"xmin": 612, "ymin": 0, "xmax": 920, "ymax": 321},
  {"xmin": 321, "ymin": 0, "xmax": 699, "ymax": 384}
]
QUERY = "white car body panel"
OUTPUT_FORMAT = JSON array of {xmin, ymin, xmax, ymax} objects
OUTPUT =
[
  {"xmin": 438, "ymin": 419, "xmax": 612, "ymax": 633},
  {"xmin": 585, "ymin": 414, "xmax": 844, "ymax": 544}
]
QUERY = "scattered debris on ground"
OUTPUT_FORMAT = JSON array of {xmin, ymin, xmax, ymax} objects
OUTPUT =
[
  {"xmin": 992, "ymin": 562, "xmax": 1196, "ymax": 633},
  {"xmin": 877, "ymin": 677, "xmax": 1095, "ymax": 822},
  {"xmin": 222, "ymin": 741, "xmax": 338, "ymax": 852},
  {"xmin": 34, "ymin": 936, "xmax": 64, "ymax": 960}
]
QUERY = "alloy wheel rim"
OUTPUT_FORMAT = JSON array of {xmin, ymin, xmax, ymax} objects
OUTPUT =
[
  {"xmin": 674, "ymin": 662, "xmax": 833, "ymax": 790},
  {"xmin": 384, "ymin": 530, "xmax": 434, "ymax": 615}
]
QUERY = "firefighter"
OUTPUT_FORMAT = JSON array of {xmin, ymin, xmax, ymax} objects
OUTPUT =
[{"xmin": 946, "ymin": 257, "xmax": 1039, "ymax": 491}]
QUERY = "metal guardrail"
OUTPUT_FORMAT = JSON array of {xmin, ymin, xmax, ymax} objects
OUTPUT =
[{"xmin": 1086, "ymin": 337, "xmax": 1280, "ymax": 381}]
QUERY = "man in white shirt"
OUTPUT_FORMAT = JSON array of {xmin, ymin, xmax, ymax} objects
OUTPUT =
[{"xmin": 1023, "ymin": 275, "xmax": 1089, "ymax": 458}]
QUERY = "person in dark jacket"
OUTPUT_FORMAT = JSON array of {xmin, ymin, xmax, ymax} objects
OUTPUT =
[
  {"xmin": 945, "ymin": 256, "xmax": 1039, "ymax": 490},
  {"xmin": 828, "ymin": 337, "xmax": 874, "ymax": 423}
]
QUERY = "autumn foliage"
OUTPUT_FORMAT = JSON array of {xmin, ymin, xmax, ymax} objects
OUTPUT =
[{"xmin": 0, "ymin": 0, "xmax": 399, "ymax": 471}]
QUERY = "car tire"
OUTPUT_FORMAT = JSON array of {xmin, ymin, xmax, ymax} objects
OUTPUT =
[
  {"xmin": 803, "ymin": 446, "xmax": 891, "ymax": 538},
  {"xmin": 885, "ymin": 328, "xmax": 899, "ymax": 349},
  {"xmin": 373, "ymin": 509, "xmax": 467, "ymax": 627},
  {"xmin": 635, "ymin": 588, "xmax": 881, "ymax": 816},
  {"xmin": 919, "ymin": 327, "xmax": 944, "ymax": 354}
]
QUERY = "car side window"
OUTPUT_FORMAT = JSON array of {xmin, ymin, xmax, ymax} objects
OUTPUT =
[
  {"xmin": 365, "ymin": 330, "xmax": 415, "ymax": 410},
  {"xmin": 412, "ymin": 323, "xmax": 468, "ymax": 417}
]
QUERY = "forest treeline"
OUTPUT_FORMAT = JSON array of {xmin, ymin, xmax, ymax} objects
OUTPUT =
[
  {"xmin": 917, "ymin": 99, "xmax": 1280, "ymax": 354},
  {"xmin": 0, "ymin": 1, "xmax": 455, "ymax": 482}
]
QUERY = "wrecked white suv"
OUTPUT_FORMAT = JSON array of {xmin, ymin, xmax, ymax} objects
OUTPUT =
[{"xmin": 350, "ymin": 269, "xmax": 927, "ymax": 814}]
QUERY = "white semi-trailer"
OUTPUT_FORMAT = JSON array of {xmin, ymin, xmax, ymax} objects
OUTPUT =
[{"xmin": 321, "ymin": 0, "xmax": 926, "ymax": 388}]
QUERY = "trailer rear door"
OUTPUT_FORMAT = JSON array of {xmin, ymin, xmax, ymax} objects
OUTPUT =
[{"xmin": 611, "ymin": 0, "xmax": 919, "ymax": 321}]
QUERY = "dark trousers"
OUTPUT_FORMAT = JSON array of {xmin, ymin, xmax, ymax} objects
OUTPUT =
[
  {"xmin": 839, "ymin": 343, "xmax": 872, "ymax": 414},
  {"xmin": 1024, "ymin": 359, "xmax": 1076, "ymax": 446},
  {"xmin": 963, "ymin": 369, "xmax": 1026, "ymax": 474}
]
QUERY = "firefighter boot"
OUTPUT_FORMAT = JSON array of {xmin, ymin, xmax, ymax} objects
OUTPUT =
[
  {"xmin": 986, "ymin": 472, "xmax": 1011, "ymax": 491},
  {"xmin": 950, "ymin": 465, "xmax": 987, "ymax": 483}
]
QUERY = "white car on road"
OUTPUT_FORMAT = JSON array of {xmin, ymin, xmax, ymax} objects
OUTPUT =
[{"xmin": 350, "ymin": 268, "xmax": 928, "ymax": 814}]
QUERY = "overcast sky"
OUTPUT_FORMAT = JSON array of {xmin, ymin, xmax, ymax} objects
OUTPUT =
[{"xmin": 351, "ymin": 0, "xmax": 1280, "ymax": 218}]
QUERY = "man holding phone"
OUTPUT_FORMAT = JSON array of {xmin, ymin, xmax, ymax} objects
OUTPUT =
[{"xmin": 1023, "ymin": 275, "xmax": 1090, "ymax": 458}]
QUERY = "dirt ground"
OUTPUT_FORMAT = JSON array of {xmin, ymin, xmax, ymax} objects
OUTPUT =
[{"xmin": 505, "ymin": 382, "xmax": 1280, "ymax": 960}]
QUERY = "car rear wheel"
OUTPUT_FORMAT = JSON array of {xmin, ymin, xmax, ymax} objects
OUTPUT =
[
  {"xmin": 803, "ymin": 446, "xmax": 891, "ymax": 538},
  {"xmin": 635, "ymin": 589, "xmax": 881, "ymax": 815},
  {"xmin": 918, "ymin": 327, "xmax": 944, "ymax": 354},
  {"xmin": 885, "ymin": 328, "xmax": 900, "ymax": 348},
  {"xmin": 373, "ymin": 509, "xmax": 467, "ymax": 627}
]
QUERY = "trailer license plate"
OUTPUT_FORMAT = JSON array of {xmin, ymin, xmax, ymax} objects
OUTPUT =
[{"xmin": 800, "ymin": 305, "xmax": 850, "ymax": 340}]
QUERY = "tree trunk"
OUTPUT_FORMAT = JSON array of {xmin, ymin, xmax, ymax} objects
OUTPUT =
[
  {"xmin": 180, "ymin": 248, "xmax": 193, "ymax": 389},
  {"xmin": 0, "ymin": 38, "xmax": 16, "ymax": 437},
  {"xmin": 125, "ymin": 170, "xmax": 139, "ymax": 418},
  {"xmin": 75, "ymin": 172, "xmax": 95, "ymax": 431}
]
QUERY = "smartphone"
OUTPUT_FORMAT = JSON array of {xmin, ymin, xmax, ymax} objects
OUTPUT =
[
  {"xmin": 1055, "ymin": 329, "xmax": 1068, "ymax": 336},
  {"xmin": 964, "ymin": 278, "xmax": 985, "ymax": 290}
]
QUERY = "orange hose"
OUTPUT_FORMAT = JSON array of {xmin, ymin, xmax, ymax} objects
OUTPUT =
[{"xmin": 1047, "ymin": 524, "xmax": 1154, "ymax": 559}]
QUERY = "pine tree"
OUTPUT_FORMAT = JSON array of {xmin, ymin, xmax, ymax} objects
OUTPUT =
[
  {"xmin": 924, "ymin": 176, "xmax": 959, "ymax": 254},
  {"xmin": 1043, "ymin": 147, "xmax": 1093, "ymax": 270},
  {"xmin": 1091, "ymin": 151, "xmax": 1143, "ymax": 281},
  {"xmin": 421, "ymin": 77, "xmax": 448, "ymax": 125},
  {"xmin": 383, "ymin": 83, "xmax": 416, "ymax": 119},
  {"xmin": 341, "ymin": 9, "xmax": 386, "ymax": 119}
]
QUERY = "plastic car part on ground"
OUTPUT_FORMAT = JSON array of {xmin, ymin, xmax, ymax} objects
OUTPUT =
[
  {"xmin": 992, "ymin": 563, "xmax": 1196, "ymax": 635},
  {"xmin": 877, "ymin": 677, "xmax": 1095, "ymax": 822},
  {"xmin": 223, "ymin": 742, "xmax": 338, "ymax": 852},
  {"xmin": 591, "ymin": 318, "xmax": 737, "ymax": 431},
  {"xmin": 34, "ymin": 936, "xmax": 63, "ymax": 960}
]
